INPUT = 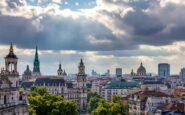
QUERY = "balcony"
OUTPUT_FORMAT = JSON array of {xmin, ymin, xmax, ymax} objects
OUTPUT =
[
  {"xmin": 0, "ymin": 101, "xmax": 27, "ymax": 109},
  {"xmin": 0, "ymin": 87, "xmax": 19, "ymax": 92}
]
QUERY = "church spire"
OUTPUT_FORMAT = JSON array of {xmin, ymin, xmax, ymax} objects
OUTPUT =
[
  {"xmin": 80, "ymin": 58, "xmax": 83, "ymax": 63},
  {"xmin": 59, "ymin": 63, "xmax": 62, "ymax": 70},
  {"xmin": 10, "ymin": 42, "xmax": 14, "ymax": 54},
  {"xmin": 26, "ymin": 65, "xmax": 30, "ymax": 71},
  {"xmin": 5, "ymin": 42, "xmax": 17, "ymax": 59},
  {"xmin": 35, "ymin": 46, "xmax": 39, "ymax": 61},
  {"xmin": 57, "ymin": 62, "xmax": 63, "ymax": 77},
  {"xmin": 141, "ymin": 62, "xmax": 143, "ymax": 66},
  {"xmin": 33, "ymin": 46, "xmax": 40, "ymax": 73},
  {"xmin": 78, "ymin": 58, "xmax": 85, "ymax": 75}
]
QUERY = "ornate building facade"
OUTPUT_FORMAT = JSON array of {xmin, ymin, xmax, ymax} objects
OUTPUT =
[
  {"xmin": 0, "ymin": 43, "xmax": 28, "ymax": 115},
  {"xmin": 77, "ymin": 59, "xmax": 87, "ymax": 110},
  {"xmin": 130, "ymin": 62, "xmax": 149, "ymax": 77},
  {"xmin": 21, "ymin": 48, "xmax": 87, "ymax": 111},
  {"xmin": 137, "ymin": 62, "xmax": 146, "ymax": 76}
]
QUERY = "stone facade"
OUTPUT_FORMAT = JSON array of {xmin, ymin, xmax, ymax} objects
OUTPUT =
[
  {"xmin": 77, "ymin": 59, "xmax": 87, "ymax": 111},
  {"xmin": 22, "ymin": 57, "xmax": 87, "ymax": 111},
  {"xmin": 0, "ymin": 43, "xmax": 28, "ymax": 115}
]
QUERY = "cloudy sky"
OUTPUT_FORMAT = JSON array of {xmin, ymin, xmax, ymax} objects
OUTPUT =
[{"xmin": 0, "ymin": 0, "xmax": 185, "ymax": 75}]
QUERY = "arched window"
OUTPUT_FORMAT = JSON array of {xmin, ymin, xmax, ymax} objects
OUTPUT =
[{"xmin": 4, "ymin": 95, "xmax": 7, "ymax": 104}]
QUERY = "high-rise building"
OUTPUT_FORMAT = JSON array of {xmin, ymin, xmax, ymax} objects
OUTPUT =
[
  {"xmin": 180, "ymin": 67, "xmax": 185, "ymax": 79},
  {"xmin": 158, "ymin": 63, "xmax": 170, "ymax": 77},
  {"xmin": 116, "ymin": 68, "xmax": 122, "ymax": 77},
  {"xmin": 106, "ymin": 69, "xmax": 110, "ymax": 76}
]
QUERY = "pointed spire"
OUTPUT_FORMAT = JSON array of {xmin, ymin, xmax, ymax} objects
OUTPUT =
[
  {"xmin": 35, "ymin": 46, "xmax": 39, "ymax": 61},
  {"xmin": 5, "ymin": 42, "xmax": 17, "ymax": 59},
  {"xmin": 80, "ymin": 58, "xmax": 84, "ymax": 65},
  {"xmin": 26, "ymin": 65, "xmax": 29, "ymax": 71},
  {"xmin": 10, "ymin": 42, "xmax": 14, "ymax": 53},
  {"xmin": 58, "ymin": 63, "xmax": 62, "ymax": 70},
  {"xmin": 33, "ymin": 46, "xmax": 40, "ymax": 73},
  {"xmin": 78, "ymin": 58, "xmax": 85, "ymax": 75},
  {"xmin": 140, "ymin": 62, "xmax": 143, "ymax": 66},
  {"xmin": 64, "ymin": 69, "xmax": 67, "ymax": 76},
  {"xmin": 131, "ymin": 69, "xmax": 134, "ymax": 76}
]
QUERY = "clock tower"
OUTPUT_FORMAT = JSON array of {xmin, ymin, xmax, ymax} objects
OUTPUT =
[{"xmin": 77, "ymin": 59, "xmax": 87, "ymax": 111}]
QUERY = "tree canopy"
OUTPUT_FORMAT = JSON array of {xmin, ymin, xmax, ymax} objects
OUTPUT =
[
  {"xmin": 28, "ymin": 86, "xmax": 78, "ymax": 115},
  {"xmin": 87, "ymin": 93, "xmax": 128, "ymax": 115}
]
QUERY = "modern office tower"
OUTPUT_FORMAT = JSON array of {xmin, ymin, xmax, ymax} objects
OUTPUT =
[
  {"xmin": 158, "ymin": 63, "xmax": 170, "ymax": 77},
  {"xmin": 180, "ymin": 67, "xmax": 185, "ymax": 79},
  {"xmin": 116, "ymin": 68, "xmax": 122, "ymax": 77},
  {"xmin": 107, "ymin": 69, "xmax": 110, "ymax": 76}
]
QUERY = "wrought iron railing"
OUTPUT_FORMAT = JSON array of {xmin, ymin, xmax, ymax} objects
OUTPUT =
[{"xmin": 0, "ymin": 100, "xmax": 27, "ymax": 109}]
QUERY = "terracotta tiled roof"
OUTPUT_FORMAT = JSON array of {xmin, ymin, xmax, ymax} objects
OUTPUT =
[
  {"xmin": 159, "ymin": 102, "xmax": 185, "ymax": 113},
  {"xmin": 134, "ymin": 90, "xmax": 168, "ymax": 97}
]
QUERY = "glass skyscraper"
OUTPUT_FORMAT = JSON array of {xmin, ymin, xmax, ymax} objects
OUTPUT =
[{"xmin": 158, "ymin": 63, "xmax": 170, "ymax": 77}]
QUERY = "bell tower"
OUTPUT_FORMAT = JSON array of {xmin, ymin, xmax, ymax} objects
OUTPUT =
[
  {"xmin": 77, "ymin": 59, "xmax": 86, "ymax": 88},
  {"xmin": 57, "ymin": 63, "xmax": 63, "ymax": 77},
  {"xmin": 77, "ymin": 59, "xmax": 87, "ymax": 111},
  {"xmin": 4, "ymin": 43, "xmax": 19, "ymax": 87},
  {"xmin": 5, "ymin": 43, "xmax": 18, "ymax": 74}
]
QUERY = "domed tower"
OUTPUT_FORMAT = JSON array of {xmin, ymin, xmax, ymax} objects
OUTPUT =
[
  {"xmin": 57, "ymin": 63, "xmax": 63, "ymax": 77},
  {"xmin": 4, "ymin": 43, "xmax": 19, "ymax": 87},
  {"xmin": 5, "ymin": 43, "xmax": 18, "ymax": 73},
  {"xmin": 0, "ymin": 43, "xmax": 29, "ymax": 115},
  {"xmin": 137, "ymin": 62, "xmax": 146, "ymax": 76},
  {"xmin": 77, "ymin": 59, "xmax": 87, "ymax": 111},
  {"xmin": 22, "ymin": 65, "xmax": 32, "ymax": 81}
]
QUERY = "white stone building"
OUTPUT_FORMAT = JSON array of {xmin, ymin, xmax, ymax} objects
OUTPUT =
[
  {"xmin": 140, "ymin": 81, "xmax": 168, "ymax": 91},
  {"xmin": 129, "ymin": 90, "xmax": 169, "ymax": 115},
  {"xmin": 0, "ymin": 43, "xmax": 28, "ymax": 115},
  {"xmin": 145, "ymin": 97, "xmax": 170, "ymax": 115},
  {"xmin": 101, "ymin": 81, "xmax": 139, "ymax": 101},
  {"xmin": 22, "ymin": 58, "xmax": 87, "ymax": 112}
]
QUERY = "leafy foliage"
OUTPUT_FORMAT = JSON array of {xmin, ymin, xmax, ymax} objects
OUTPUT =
[
  {"xmin": 87, "ymin": 92, "xmax": 102, "ymax": 113},
  {"xmin": 28, "ymin": 87, "xmax": 78, "ymax": 115},
  {"xmin": 87, "ymin": 93, "xmax": 128, "ymax": 115}
]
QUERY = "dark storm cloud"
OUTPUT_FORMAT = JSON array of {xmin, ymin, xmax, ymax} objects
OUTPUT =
[
  {"xmin": 0, "ymin": 0, "xmax": 185, "ymax": 52},
  {"xmin": 0, "ymin": 14, "xmax": 136, "ymax": 51},
  {"xmin": 97, "ymin": 49, "xmax": 175, "ymax": 57},
  {"xmin": 0, "ymin": 15, "xmax": 44, "ymax": 48},
  {"xmin": 117, "ymin": 1, "xmax": 185, "ymax": 46},
  {"xmin": 124, "ymin": 10, "xmax": 165, "ymax": 36}
]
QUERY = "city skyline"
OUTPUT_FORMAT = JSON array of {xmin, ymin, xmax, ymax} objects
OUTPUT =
[
  {"xmin": 0, "ymin": 0, "xmax": 185, "ymax": 75},
  {"xmin": 0, "ymin": 44, "xmax": 183, "ymax": 75}
]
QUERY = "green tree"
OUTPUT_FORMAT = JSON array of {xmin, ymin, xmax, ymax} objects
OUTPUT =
[
  {"xmin": 87, "ymin": 92, "xmax": 102, "ymax": 113},
  {"xmin": 28, "ymin": 87, "xmax": 78, "ymax": 115},
  {"xmin": 91, "ymin": 95, "xmax": 128, "ymax": 115}
]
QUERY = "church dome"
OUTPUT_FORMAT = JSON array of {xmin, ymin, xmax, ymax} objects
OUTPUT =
[
  {"xmin": 23, "ymin": 65, "xmax": 32, "ymax": 76},
  {"xmin": 137, "ymin": 62, "xmax": 146, "ymax": 76}
]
